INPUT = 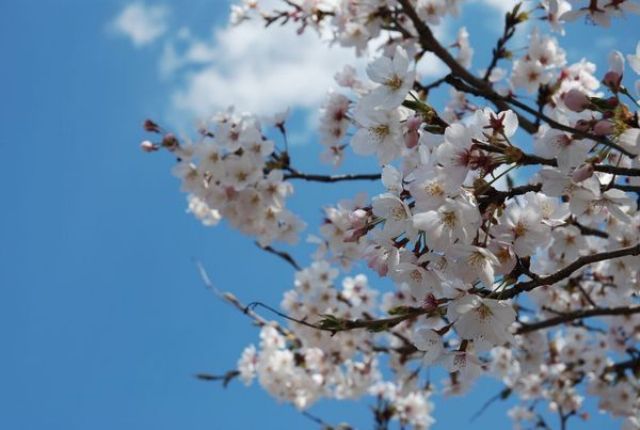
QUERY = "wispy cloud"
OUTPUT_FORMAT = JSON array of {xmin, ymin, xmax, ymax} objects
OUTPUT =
[
  {"xmin": 112, "ymin": 2, "xmax": 529, "ymax": 126},
  {"xmin": 110, "ymin": 2, "xmax": 169, "ymax": 48},
  {"xmin": 161, "ymin": 22, "xmax": 444, "ymax": 120}
]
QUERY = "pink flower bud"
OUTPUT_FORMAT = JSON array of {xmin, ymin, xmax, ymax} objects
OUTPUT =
[
  {"xmin": 563, "ymin": 89, "xmax": 589, "ymax": 112},
  {"xmin": 404, "ymin": 116, "xmax": 422, "ymax": 148},
  {"xmin": 574, "ymin": 119, "xmax": 592, "ymax": 132},
  {"xmin": 593, "ymin": 120, "xmax": 614, "ymax": 136},
  {"xmin": 571, "ymin": 163, "xmax": 594, "ymax": 182},
  {"xmin": 348, "ymin": 209, "xmax": 369, "ymax": 229},
  {"xmin": 367, "ymin": 253, "xmax": 388, "ymax": 277},
  {"xmin": 224, "ymin": 186, "xmax": 238, "ymax": 200},
  {"xmin": 344, "ymin": 227, "xmax": 367, "ymax": 243},
  {"xmin": 603, "ymin": 71, "xmax": 622, "ymax": 90},
  {"xmin": 143, "ymin": 119, "xmax": 161, "ymax": 133},
  {"xmin": 161, "ymin": 133, "xmax": 179, "ymax": 150},
  {"xmin": 405, "ymin": 129, "xmax": 419, "ymax": 148},
  {"xmin": 140, "ymin": 140, "xmax": 158, "ymax": 152},
  {"xmin": 406, "ymin": 115, "xmax": 422, "ymax": 131},
  {"xmin": 605, "ymin": 96, "xmax": 619, "ymax": 108}
]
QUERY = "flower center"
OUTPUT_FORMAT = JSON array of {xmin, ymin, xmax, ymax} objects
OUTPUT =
[
  {"xmin": 372, "ymin": 124, "xmax": 390, "ymax": 138},
  {"xmin": 384, "ymin": 74, "xmax": 404, "ymax": 91},
  {"xmin": 476, "ymin": 303, "xmax": 493, "ymax": 320},
  {"xmin": 441, "ymin": 211, "xmax": 457, "ymax": 227},
  {"xmin": 390, "ymin": 205, "xmax": 407, "ymax": 221},
  {"xmin": 425, "ymin": 182, "xmax": 444, "ymax": 197},
  {"xmin": 513, "ymin": 222, "xmax": 527, "ymax": 238}
]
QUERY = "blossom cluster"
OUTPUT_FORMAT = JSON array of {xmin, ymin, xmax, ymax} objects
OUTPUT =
[
  {"xmin": 143, "ymin": 0, "xmax": 640, "ymax": 428},
  {"xmin": 142, "ymin": 110, "xmax": 305, "ymax": 246}
]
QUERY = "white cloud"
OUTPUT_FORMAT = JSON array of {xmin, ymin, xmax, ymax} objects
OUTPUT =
[
  {"xmin": 162, "ymin": 21, "xmax": 446, "ymax": 120},
  {"xmin": 111, "ymin": 3, "xmax": 169, "ymax": 48}
]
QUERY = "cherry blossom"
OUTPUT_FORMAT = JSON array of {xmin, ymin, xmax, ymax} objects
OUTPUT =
[{"xmin": 141, "ymin": 2, "xmax": 640, "ymax": 429}]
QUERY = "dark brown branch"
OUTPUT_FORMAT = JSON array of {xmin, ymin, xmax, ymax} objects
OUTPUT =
[
  {"xmin": 611, "ymin": 183, "xmax": 640, "ymax": 193},
  {"xmin": 255, "ymin": 242, "xmax": 302, "ymax": 271},
  {"xmin": 470, "ymin": 387, "xmax": 512, "ymax": 422},
  {"xmin": 593, "ymin": 164, "xmax": 640, "ymax": 176},
  {"xmin": 497, "ymin": 243, "xmax": 640, "ymax": 299},
  {"xmin": 300, "ymin": 409, "xmax": 352, "ymax": 430},
  {"xmin": 483, "ymin": 4, "xmax": 523, "ymax": 81},
  {"xmin": 195, "ymin": 370, "xmax": 240, "ymax": 387},
  {"xmin": 572, "ymin": 220, "xmax": 609, "ymax": 239},
  {"xmin": 442, "ymin": 75, "xmax": 538, "ymax": 134},
  {"xmin": 443, "ymin": 75, "xmax": 635, "ymax": 157},
  {"xmin": 284, "ymin": 170, "xmax": 381, "ymax": 183},
  {"xmin": 606, "ymin": 356, "xmax": 640, "ymax": 376},
  {"xmin": 194, "ymin": 260, "xmax": 294, "ymax": 338},
  {"xmin": 478, "ymin": 183, "xmax": 542, "ymax": 206},
  {"xmin": 249, "ymin": 301, "xmax": 439, "ymax": 335},
  {"xmin": 477, "ymin": 143, "xmax": 640, "ymax": 177},
  {"xmin": 504, "ymin": 95, "xmax": 635, "ymax": 158},
  {"xmin": 517, "ymin": 306, "xmax": 640, "ymax": 334},
  {"xmin": 416, "ymin": 75, "xmax": 450, "ymax": 94},
  {"xmin": 395, "ymin": 0, "xmax": 538, "ymax": 134}
]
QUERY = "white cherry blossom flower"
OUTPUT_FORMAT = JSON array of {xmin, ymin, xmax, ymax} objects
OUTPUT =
[
  {"xmin": 413, "ymin": 197, "xmax": 481, "ymax": 252},
  {"xmin": 363, "ymin": 46, "xmax": 415, "ymax": 110},
  {"xmin": 411, "ymin": 326, "xmax": 445, "ymax": 365},
  {"xmin": 351, "ymin": 107, "xmax": 404, "ymax": 164},
  {"xmin": 494, "ymin": 204, "xmax": 551, "ymax": 257},
  {"xmin": 448, "ymin": 295, "xmax": 516, "ymax": 351},
  {"xmin": 372, "ymin": 193, "xmax": 412, "ymax": 238},
  {"xmin": 449, "ymin": 244, "xmax": 499, "ymax": 288}
]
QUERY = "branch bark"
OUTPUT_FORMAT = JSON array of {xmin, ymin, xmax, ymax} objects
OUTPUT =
[
  {"xmin": 497, "ymin": 243, "xmax": 640, "ymax": 299},
  {"xmin": 284, "ymin": 170, "xmax": 381, "ymax": 183},
  {"xmin": 517, "ymin": 306, "xmax": 640, "ymax": 334}
]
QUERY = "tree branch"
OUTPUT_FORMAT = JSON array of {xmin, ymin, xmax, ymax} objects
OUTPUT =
[
  {"xmin": 517, "ymin": 306, "xmax": 640, "ymax": 334},
  {"xmin": 255, "ymin": 242, "xmax": 302, "ymax": 271},
  {"xmin": 248, "ymin": 301, "xmax": 439, "ymax": 335},
  {"xmin": 195, "ymin": 370, "xmax": 240, "ymax": 387},
  {"xmin": 606, "ymin": 356, "xmax": 640, "ymax": 376},
  {"xmin": 194, "ymin": 260, "xmax": 294, "ymax": 338},
  {"xmin": 284, "ymin": 170, "xmax": 381, "ymax": 183},
  {"xmin": 442, "ymin": 73, "xmax": 636, "ymax": 158},
  {"xmin": 497, "ymin": 243, "xmax": 640, "ymax": 299},
  {"xmin": 395, "ymin": 0, "xmax": 539, "ymax": 134}
]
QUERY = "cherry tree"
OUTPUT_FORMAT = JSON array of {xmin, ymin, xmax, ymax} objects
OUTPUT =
[{"xmin": 140, "ymin": 1, "xmax": 640, "ymax": 429}]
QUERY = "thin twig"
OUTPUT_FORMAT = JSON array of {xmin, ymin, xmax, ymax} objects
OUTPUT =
[
  {"xmin": 247, "ymin": 301, "xmax": 439, "ymax": 335},
  {"xmin": 255, "ymin": 242, "xmax": 302, "ymax": 271},
  {"xmin": 284, "ymin": 170, "xmax": 381, "ymax": 183},
  {"xmin": 195, "ymin": 370, "xmax": 240, "ymax": 387},
  {"xmin": 193, "ymin": 259, "xmax": 293, "ymax": 338},
  {"xmin": 469, "ymin": 387, "xmax": 512, "ymax": 422}
]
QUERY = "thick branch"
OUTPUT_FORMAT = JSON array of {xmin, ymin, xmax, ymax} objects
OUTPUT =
[
  {"xmin": 396, "ymin": 0, "xmax": 538, "ymax": 133},
  {"xmin": 478, "ymin": 183, "xmax": 542, "ymax": 206},
  {"xmin": 572, "ymin": 220, "xmax": 609, "ymax": 239},
  {"xmin": 497, "ymin": 243, "xmax": 640, "ymax": 299},
  {"xmin": 517, "ymin": 306, "xmax": 640, "ymax": 334},
  {"xmin": 444, "ymin": 76, "xmax": 635, "ymax": 157},
  {"xmin": 611, "ymin": 183, "xmax": 640, "ymax": 193},
  {"xmin": 607, "ymin": 357, "xmax": 640, "ymax": 375},
  {"xmin": 482, "ymin": 145, "xmax": 640, "ymax": 177}
]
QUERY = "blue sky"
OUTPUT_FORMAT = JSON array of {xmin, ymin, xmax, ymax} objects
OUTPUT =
[{"xmin": 1, "ymin": 1, "xmax": 639, "ymax": 429}]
